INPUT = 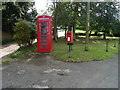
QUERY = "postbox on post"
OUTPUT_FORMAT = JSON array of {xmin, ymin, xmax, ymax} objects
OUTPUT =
[
  {"xmin": 37, "ymin": 15, "xmax": 53, "ymax": 52},
  {"xmin": 66, "ymin": 26, "xmax": 74, "ymax": 58},
  {"xmin": 66, "ymin": 31, "xmax": 73, "ymax": 44}
]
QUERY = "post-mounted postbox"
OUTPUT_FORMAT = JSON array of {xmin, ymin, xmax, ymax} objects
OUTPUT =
[
  {"xmin": 66, "ymin": 26, "xmax": 74, "ymax": 58},
  {"xmin": 37, "ymin": 15, "xmax": 53, "ymax": 52},
  {"xmin": 66, "ymin": 31, "xmax": 73, "ymax": 44}
]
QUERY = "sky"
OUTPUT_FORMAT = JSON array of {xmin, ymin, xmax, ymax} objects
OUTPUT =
[{"xmin": 34, "ymin": 0, "xmax": 48, "ymax": 14}]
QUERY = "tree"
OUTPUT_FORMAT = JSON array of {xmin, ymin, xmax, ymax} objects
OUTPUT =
[
  {"xmin": 112, "ymin": 20, "xmax": 120, "ymax": 37},
  {"xmin": 94, "ymin": 2, "xmax": 118, "ymax": 39},
  {"xmin": 49, "ymin": 1, "xmax": 119, "ymax": 41},
  {"xmin": 85, "ymin": 2, "xmax": 90, "ymax": 51},
  {"xmin": 52, "ymin": 2, "xmax": 60, "ymax": 41},
  {"xmin": 51, "ymin": 2, "xmax": 83, "ymax": 40},
  {"xmin": 70, "ymin": 2, "xmax": 80, "ymax": 40},
  {"xmin": 89, "ymin": 2, "xmax": 99, "ymax": 37},
  {"xmin": 2, "ymin": 2, "xmax": 37, "ymax": 34}
]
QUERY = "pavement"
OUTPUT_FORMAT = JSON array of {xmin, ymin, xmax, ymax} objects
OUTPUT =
[
  {"xmin": 2, "ymin": 53, "xmax": 118, "ymax": 88},
  {"xmin": 0, "ymin": 43, "xmax": 19, "ymax": 59}
]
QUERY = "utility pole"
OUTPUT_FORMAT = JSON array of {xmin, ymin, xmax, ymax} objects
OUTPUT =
[{"xmin": 85, "ymin": 1, "xmax": 90, "ymax": 51}]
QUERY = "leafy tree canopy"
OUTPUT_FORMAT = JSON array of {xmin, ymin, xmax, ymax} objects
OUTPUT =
[{"xmin": 2, "ymin": 2, "xmax": 37, "ymax": 34}]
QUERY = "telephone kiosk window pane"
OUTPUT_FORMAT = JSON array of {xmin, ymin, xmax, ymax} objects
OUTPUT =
[
  {"xmin": 41, "ymin": 29, "xmax": 47, "ymax": 32},
  {"xmin": 41, "ymin": 36, "xmax": 47, "ymax": 38},
  {"xmin": 41, "ymin": 23, "xmax": 48, "ymax": 25},
  {"xmin": 41, "ymin": 33, "xmax": 47, "ymax": 35},
  {"xmin": 41, "ymin": 39, "xmax": 47, "ymax": 41},
  {"xmin": 41, "ymin": 26, "xmax": 48, "ymax": 28}
]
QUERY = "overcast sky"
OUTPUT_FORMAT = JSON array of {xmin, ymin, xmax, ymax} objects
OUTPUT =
[{"xmin": 35, "ymin": 0, "xmax": 47, "ymax": 14}]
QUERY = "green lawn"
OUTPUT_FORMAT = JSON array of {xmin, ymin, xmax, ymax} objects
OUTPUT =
[
  {"xmin": 8, "ymin": 38, "xmax": 119, "ymax": 63},
  {"xmin": 8, "ymin": 43, "xmax": 38, "ymax": 59},
  {"xmin": 51, "ymin": 38, "xmax": 119, "ymax": 62}
]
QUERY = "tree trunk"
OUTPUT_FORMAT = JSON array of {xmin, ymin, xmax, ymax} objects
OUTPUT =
[
  {"xmin": 103, "ymin": 31, "xmax": 106, "ymax": 39},
  {"xmin": 119, "ymin": 37, "xmax": 120, "ymax": 44},
  {"xmin": 89, "ymin": 30, "xmax": 92, "ymax": 38},
  {"xmin": 73, "ymin": 25, "xmax": 76, "ymax": 41},
  {"xmin": 53, "ymin": 27, "xmax": 58, "ymax": 42},
  {"xmin": 85, "ymin": 2, "xmax": 90, "ymax": 51},
  {"xmin": 65, "ymin": 29, "xmax": 67, "ymax": 39}
]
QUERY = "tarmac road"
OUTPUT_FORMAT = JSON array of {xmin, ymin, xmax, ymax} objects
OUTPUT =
[{"xmin": 2, "ymin": 54, "xmax": 118, "ymax": 88}]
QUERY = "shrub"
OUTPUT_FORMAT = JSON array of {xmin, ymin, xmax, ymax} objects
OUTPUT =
[{"xmin": 13, "ymin": 20, "xmax": 36, "ymax": 46}]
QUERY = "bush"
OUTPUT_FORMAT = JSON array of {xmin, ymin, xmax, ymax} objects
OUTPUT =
[{"xmin": 13, "ymin": 20, "xmax": 36, "ymax": 46}]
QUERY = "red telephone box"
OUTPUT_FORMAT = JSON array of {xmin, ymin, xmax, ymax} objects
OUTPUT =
[
  {"xmin": 66, "ymin": 31, "xmax": 73, "ymax": 43},
  {"xmin": 37, "ymin": 15, "xmax": 53, "ymax": 52}
]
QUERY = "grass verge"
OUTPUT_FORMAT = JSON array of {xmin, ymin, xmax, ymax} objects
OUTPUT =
[
  {"xmin": 8, "ymin": 43, "xmax": 39, "ymax": 59},
  {"xmin": 2, "ymin": 60, "xmax": 11, "ymax": 64},
  {"xmin": 8, "ymin": 38, "xmax": 119, "ymax": 62},
  {"xmin": 51, "ymin": 38, "xmax": 118, "ymax": 62}
]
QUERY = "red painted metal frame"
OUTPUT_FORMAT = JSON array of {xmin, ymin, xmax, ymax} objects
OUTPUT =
[{"xmin": 37, "ymin": 15, "xmax": 53, "ymax": 52}]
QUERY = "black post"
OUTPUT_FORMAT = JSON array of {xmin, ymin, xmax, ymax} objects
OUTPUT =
[
  {"xmin": 106, "ymin": 40, "xmax": 108, "ymax": 52},
  {"xmin": 71, "ymin": 45, "xmax": 72, "ymax": 50},
  {"xmin": 119, "ymin": 37, "xmax": 120, "ymax": 45},
  {"xmin": 114, "ymin": 39, "xmax": 116, "ymax": 47},
  {"xmin": 68, "ymin": 44, "xmax": 71, "ymax": 58}
]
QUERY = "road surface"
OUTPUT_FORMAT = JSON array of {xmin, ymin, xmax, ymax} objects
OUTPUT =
[{"xmin": 2, "ymin": 54, "xmax": 118, "ymax": 88}]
